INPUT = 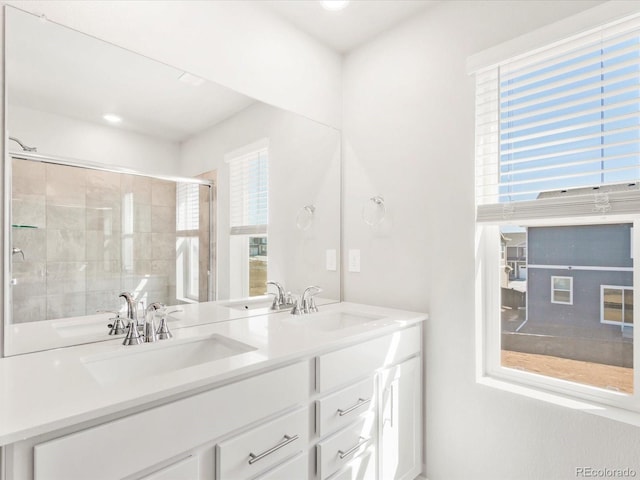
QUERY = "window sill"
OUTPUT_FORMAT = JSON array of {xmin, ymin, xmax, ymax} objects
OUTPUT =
[{"xmin": 477, "ymin": 375, "xmax": 640, "ymax": 427}]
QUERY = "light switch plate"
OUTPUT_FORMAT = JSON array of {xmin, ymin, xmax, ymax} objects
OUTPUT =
[
  {"xmin": 348, "ymin": 249, "xmax": 361, "ymax": 272},
  {"xmin": 326, "ymin": 249, "xmax": 337, "ymax": 271}
]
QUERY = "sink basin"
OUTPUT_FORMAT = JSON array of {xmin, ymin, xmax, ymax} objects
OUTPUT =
[
  {"xmin": 284, "ymin": 311, "xmax": 386, "ymax": 332},
  {"xmin": 82, "ymin": 334, "xmax": 257, "ymax": 385},
  {"xmin": 222, "ymin": 297, "xmax": 276, "ymax": 311}
]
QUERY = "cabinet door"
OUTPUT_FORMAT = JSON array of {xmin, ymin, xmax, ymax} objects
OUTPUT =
[{"xmin": 379, "ymin": 355, "xmax": 422, "ymax": 480}]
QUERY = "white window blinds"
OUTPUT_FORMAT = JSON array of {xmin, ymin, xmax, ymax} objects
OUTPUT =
[
  {"xmin": 228, "ymin": 146, "xmax": 268, "ymax": 235},
  {"xmin": 475, "ymin": 13, "xmax": 640, "ymax": 222},
  {"xmin": 176, "ymin": 182, "xmax": 199, "ymax": 231}
]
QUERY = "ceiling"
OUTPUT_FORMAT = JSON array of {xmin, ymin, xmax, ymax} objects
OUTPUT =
[
  {"xmin": 6, "ymin": 7, "xmax": 255, "ymax": 143},
  {"xmin": 6, "ymin": 1, "xmax": 440, "ymax": 143},
  {"xmin": 256, "ymin": 0, "xmax": 440, "ymax": 53}
]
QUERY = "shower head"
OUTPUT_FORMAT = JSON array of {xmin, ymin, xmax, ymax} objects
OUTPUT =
[{"xmin": 8, "ymin": 136, "xmax": 37, "ymax": 152}]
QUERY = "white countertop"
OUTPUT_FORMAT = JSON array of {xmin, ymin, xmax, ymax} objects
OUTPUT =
[{"xmin": 0, "ymin": 301, "xmax": 427, "ymax": 446}]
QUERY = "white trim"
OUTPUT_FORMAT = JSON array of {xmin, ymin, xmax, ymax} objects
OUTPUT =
[
  {"xmin": 528, "ymin": 264, "xmax": 633, "ymax": 272},
  {"xmin": 466, "ymin": 1, "xmax": 640, "ymax": 74},
  {"xmin": 600, "ymin": 284, "xmax": 634, "ymax": 326},
  {"xmin": 551, "ymin": 275, "xmax": 573, "ymax": 305}
]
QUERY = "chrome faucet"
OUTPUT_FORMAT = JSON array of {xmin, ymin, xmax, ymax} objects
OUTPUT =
[
  {"xmin": 120, "ymin": 292, "xmax": 143, "ymax": 345},
  {"xmin": 143, "ymin": 303, "xmax": 164, "ymax": 343},
  {"xmin": 266, "ymin": 281, "xmax": 295, "ymax": 310},
  {"xmin": 291, "ymin": 286, "xmax": 322, "ymax": 315}
]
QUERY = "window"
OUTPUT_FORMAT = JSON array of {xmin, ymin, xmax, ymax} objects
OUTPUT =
[
  {"xmin": 601, "ymin": 285, "xmax": 634, "ymax": 326},
  {"xmin": 176, "ymin": 182, "xmax": 201, "ymax": 302},
  {"xmin": 551, "ymin": 276, "xmax": 573, "ymax": 305},
  {"xmin": 227, "ymin": 140, "xmax": 269, "ymax": 298},
  {"xmin": 474, "ymin": 11, "xmax": 640, "ymax": 410}
]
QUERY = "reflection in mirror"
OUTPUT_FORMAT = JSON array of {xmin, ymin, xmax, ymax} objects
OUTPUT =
[
  {"xmin": 3, "ymin": 6, "xmax": 341, "ymax": 355},
  {"xmin": 10, "ymin": 156, "xmax": 213, "ymax": 322}
]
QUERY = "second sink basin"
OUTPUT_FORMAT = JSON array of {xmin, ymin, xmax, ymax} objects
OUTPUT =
[
  {"xmin": 82, "ymin": 334, "xmax": 257, "ymax": 385},
  {"xmin": 284, "ymin": 311, "xmax": 386, "ymax": 332}
]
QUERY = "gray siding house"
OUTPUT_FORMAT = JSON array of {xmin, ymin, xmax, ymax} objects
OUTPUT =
[{"xmin": 510, "ymin": 223, "xmax": 633, "ymax": 367}]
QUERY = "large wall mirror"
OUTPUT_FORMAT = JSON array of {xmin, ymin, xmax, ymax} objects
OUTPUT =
[{"xmin": 3, "ymin": 6, "xmax": 341, "ymax": 355}]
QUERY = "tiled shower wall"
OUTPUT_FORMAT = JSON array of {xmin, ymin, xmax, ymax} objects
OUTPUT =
[{"xmin": 11, "ymin": 159, "xmax": 187, "ymax": 323}]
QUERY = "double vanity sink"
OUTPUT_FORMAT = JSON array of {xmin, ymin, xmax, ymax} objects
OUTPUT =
[
  {"xmin": 0, "ymin": 301, "xmax": 427, "ymax": 480},
  {"xmin": 81, "ymin": 308, "xmax": 390, "ymax": 386}
]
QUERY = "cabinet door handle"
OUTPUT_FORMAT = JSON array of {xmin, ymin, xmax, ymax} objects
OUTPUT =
[
  {"xmin": 248, "ymin": 434, "xmax": 299, "ymax": 465},
  {"xmin": 338, "ymin": 436, "xmax": 370, "ymax": 459},
  {"xmin": 337, "ymin": 397, "xmax": 371, "ymax": 417}
]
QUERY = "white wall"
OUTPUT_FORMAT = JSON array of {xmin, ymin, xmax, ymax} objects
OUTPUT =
[
  {"xmin": 181, "ymin": 102, "xmax": 341, "ymax": 301},
  {"xmin": 9, "ymin": 105, "xmax": 180, "ymax": 174},
  {"xmin": 342, "ymin": 1, "xmax": 640, "ymax": 479},
  {"xmin": 5, "ymin": 0, "xmax": 342, "ymax": 129}
]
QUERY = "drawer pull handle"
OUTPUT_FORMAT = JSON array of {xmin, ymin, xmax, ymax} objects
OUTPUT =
[
  {"xmin": 338, "ymin": 436, "xmax": 370, "ymax": 459},
  {"xmin": 337, "ymin": 397, "xmax": 371, "ymax": 417},
  {"xmin": 248, "ymin": 434, "xmax": 299, "ymax": 465}
]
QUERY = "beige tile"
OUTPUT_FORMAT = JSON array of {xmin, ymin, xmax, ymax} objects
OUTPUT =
[
  {"xmin": 46, "ymin": 293, "xmax": 86, "ymax": 320},
  {"xmin": 46, "ymin": 261, "xmax": 87, "ymax": 295},
  {"xmin": 152, "ymin": 205, "xmax": 176, "ymax": 233},
  {"xmin": 47, "ymin": 229, "xmax": 86, "ymax": 262},
  {"xmin": 86, "ymin": 261, "xmax": 122, "ymax": 293},
  {"xmin": 86, "ymin": 230, "xmax": 121, "ymax": 262},
  {"xmin": 11, "ymin": 261, "xmax": 46, "ymax": 299},
  {"xmin": 12, "ymin": 227, "xmax": 46, "ymax": 262},
  {"xmin": 12, "ymin": 194, "xmax": 45, "ymax": 228},
  {"xmin": 86, "ymin": 170, "xmax": 120, "ymax": 190},
  {"xmin": 46, "ymin": 164, "xmax": 86, "ymax": 207},
  {"xmin": 133, "ymin": 232, "xmax": 153, "ymax": 260},
  {"xmin": 134, "ymin": 203, "xmax": 151, "ymax": 232},
  {"xmin": 121, "ymin": 175, "xmax": 152, "ymax": 205},
  {"xmin": 152, "ymin": 233, "xmax": 176, "ymax": 260},
  {"xmin": 47, "ymin": 204, "xmax": 86, "ymax": 230},
  {"xmin": 152, "ymin": 179, "xmax": 176, "ymax": 207},
  {"xmin": 12, "ymin": 296, "xmax": 46, "ymax": 323},
  {"xmin": 151, "ymin": 259, "xmax": 176, "ymax": 285},
  {"xmin": 86, "ymin": 204, "xmax": 121, "ymax": 232},
  {"xmin": 12, "ymin": 159, "xmax": 46, "ymax": 195}
]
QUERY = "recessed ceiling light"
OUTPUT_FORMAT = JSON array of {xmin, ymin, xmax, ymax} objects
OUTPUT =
[
  {"xmin": 178, "ymin": 72, "xmax": 205, "ymax": 87},
  {"xmin": 320, "ymin": 0, "xmax": 350, "ymax": 12},
  {"xmin": 103, "ymin": 114, "xmax": 122, "ymax": 124}
]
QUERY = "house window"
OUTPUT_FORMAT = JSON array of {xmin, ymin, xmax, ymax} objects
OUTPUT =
[
  {"xmin": 551, "ymin": 276, "xmax": 573, "ymax": 305},
  {"xmin": 473, "ymin": 11, "xmax": 640, "ymax": 410},
  {"xmin": 601, "ymin": 285, "xmax": 634, "ymax": 327},
  {"xmin": 226, "ymin": 139, "xmax": 269, "ymax": 298}
]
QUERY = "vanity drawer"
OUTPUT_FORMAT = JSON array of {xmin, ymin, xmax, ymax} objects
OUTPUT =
[
  {"xmin": 316, "ymin": 326, "xmax": 420, "ymax": 392},
  {"xmin": 316, "ymin": 415, "xmax": 375, "ymax": 480},
  {"xmin": 216, "ymin": 407, "xmax": 309, "ymax": 480},
  {"xmin": 253, "ymin": 452, "xmax": 308, "ymax": 480},
  {"xmin": 327, "ymin": 447, "xmax": 375, "ymax": 480},
  {"xmin": 33, "ymin": 362, "xmax": 309, "ymax": 480},
  {"xmin": 316, "ymin": 376, "xmax": 374, "ymax": 436}
]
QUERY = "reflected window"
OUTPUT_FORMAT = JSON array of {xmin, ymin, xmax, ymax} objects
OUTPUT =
[{"xmin": 227, "ymin": 140, "xmax": 269, "ymax": 298}]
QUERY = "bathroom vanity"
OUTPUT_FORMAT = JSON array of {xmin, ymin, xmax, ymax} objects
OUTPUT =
[{"xmin": 0, "ymin": 302, "xmax": 425, "ymax": 480}]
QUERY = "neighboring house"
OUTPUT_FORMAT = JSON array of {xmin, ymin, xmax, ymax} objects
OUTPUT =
[
  {"xmin": 505, "ymin": 232, "xmax": 527, "ymax": 281},
  {"xmin": 520, "ymin": 223, "xmax": 633, "ymax": 367}
]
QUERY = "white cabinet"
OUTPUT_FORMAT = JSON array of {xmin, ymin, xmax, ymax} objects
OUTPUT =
[
  {"xmin": 5, "ymin": 325, "xmax": 423, "ymax": 480},
  {"xmin": 380, "ymin": 356, "xmax": 422, "ymax": 480},
  {"xmin": 139, "ymin": 456, "xmax": 199, "ymax": 480},
  {"xmin": 216, "ymin": 407, "xmax": 309, "ymax": 480}
]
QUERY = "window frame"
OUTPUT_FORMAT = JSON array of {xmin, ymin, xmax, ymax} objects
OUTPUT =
[
  {"xmin": 478, "ymin": 216, "xmax": 640, "ymax": 414},
  {"xmin": 472, "ymin": 2, "xmax": 640, "ymax": 425},
  {"xmin": 551, "ymin": 275, "xmax": 574, "ymax": 305},
  {"xmin": 601, "ymin": 284, "xmax": 634, "ymax": 326}
]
